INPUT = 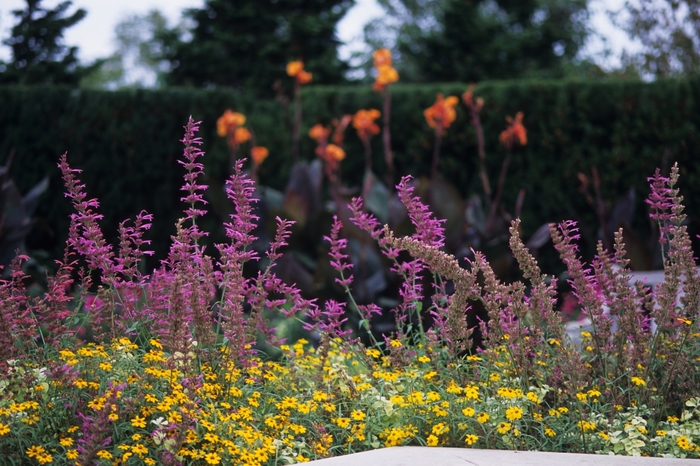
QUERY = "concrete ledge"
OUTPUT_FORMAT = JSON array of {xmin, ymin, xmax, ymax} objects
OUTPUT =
[{"xmin": 306, "ymin": 447, "xmax": 698, "ymax": 465}]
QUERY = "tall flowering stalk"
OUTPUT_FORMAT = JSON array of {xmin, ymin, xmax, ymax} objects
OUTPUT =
[
  {"xmin": 424, "ymin": 93, "xmax": 459, "ymax": 179},
  {"xmin": 484, "ymin": 112, "xmax": 527, "ymax": 234},
  {"xmin": 287, "ymin": 60, "xmax": 313, "ymax": 163},
  {"xmin": 352, "ymin": 109, "xmax": 381, "ymax": 173},
  {"xmin": 462, "ymin": 86, "xmax": 489, "ymax": 197},
  {"xmin": 372, "ymin": 49, "xmax": 398, "ymax": 190},
  {"xmin": 217, "ymin": 109, "xmax": 251, "ymax": 174}
]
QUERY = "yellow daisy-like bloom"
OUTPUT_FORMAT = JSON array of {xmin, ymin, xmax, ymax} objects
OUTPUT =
[
  {"xmin": 66, "ymin": 450, "xmax": 78, "ymax": 460},
  {"xmin": 505, "ymin": 406, "xmax": 523, "ymax": 421},
  {"xmin": 631, "ymin": 376, "xmax": 646, "ymax": 386},
  {"xmin": 667, "ymin": 415, "xmax": 679, "ymax": 423},
  {"xmin": 464, "ymin": 434, "xmax": 478, "ymax": 445},
  {"xmin": 462, "ymin": 407, "xmax": 475, "ymax": 417},
  {"xmin": 96, "ymin": 450, "xmax": 112, "ymax": 459},
  {"xmin": 131, "ymin": 416, "xmax": 147, "ymax": 428},
  {"xmin": 26, "ymin": 445, "xmax": 46, "ymax": 458},
  {"xmin": 496, "ymin": 422, "xmax": 512, "ymax": 434},
  {"xmin": 417, "ymin": 355, "xmax": 430, "ymax": 363},
  {"xmin": 656, "ymin": 430, "xmax": 667, "ymax": 437},
  {"xmin": 577, "ymin": 420, "xmax": 596, "ymax": 432},
  {"xmin": 132, "ymin": 444, "xmax": 149, "ymax": 457},
  {"xmin": 0, "ymin": 423, "xmax": 9, "ymax": 435},
  {"xmin": 576, "ymin": 392, "xmax": 588, "ymax": 402},
  {"xmin": 426, "ymin": 434, "xmax": 439, "ymax": 446},
  {"xmin": 205, "ymin": 452, "xmax": 222, "ymax": 465},
  {"xmin": 350, "ymin": 410, "xmax": 366, "ymax": 421},
  {"xmin": 477, "ymin": 413, "xmax": 490, "ymax": 423},
  {"xmin": 334, "ymin": 417, "xmax": 351, "ymax": 429},
  {"xmin": 545, "ymin": 427, "xmax": 556, "ymax": 437},
  {"xmin": 36, "ymin": 453, "xmax": 53, "ymax": 465}
]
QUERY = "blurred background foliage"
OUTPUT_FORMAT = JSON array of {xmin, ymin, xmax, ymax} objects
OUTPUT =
[
  {"xmin": 0, "ymin": 78, "xmax": 698, "ymax": 275},
  {"xmin": 0, "ymin": 0, "xmax": 699, "ymax": 306}
]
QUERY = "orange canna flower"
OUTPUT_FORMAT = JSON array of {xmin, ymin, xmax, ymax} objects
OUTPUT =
[
  {"xmin": 461, "ymin": 85, "xmax": 484, "ymax": 112},
  {"xmin": 286, "ymin": 61, "xmax": 304, "ymax": 77},
  {"xmin": 217, "ymin": 110, "xmax": 246, "ymax": 137},
  {"xmin": 499, "ymin": 112, "xmax": 527, "ymax": 149},
  {"xmin": 353, "ymin": 109, "xmax": 381, "ymax": 141},
  {"xmin": 234, "ymin": 127, "xmax": 251, "ymax": 144},
  {"xmin": 309, "ymin": 124, "xmax": 330, "ymax": 142},
  {"xmin": 324, "ymin": 144, "xmax": 346, "ymax": 162},
  {"xmin": 287, "ymin": 61, "xmax": 313, "ymax": 85},
  {"xmin": 372, "ymin": 49, "xmax": 398, "ymax": 92},
  {"xmin": 373, "ymin": 48, "xmax": 392, "ymax": 68},
  {"xmin": 251, "ymin": 146, "xmax": 269, "ymax": 166},
  {"xmin": 332, "ymin": 115, "xmax": 353, "ymax": 146},
  {"xmin": 374, "ymin": 65, "xmax": 399, "ymax": 91},
  {"xmin": 297, "ymin": 70, "xmax": 313, "ymax": 84},
  {"xmin": 424, "ymin": 94, "xmax": 459, "ymax": 131}
]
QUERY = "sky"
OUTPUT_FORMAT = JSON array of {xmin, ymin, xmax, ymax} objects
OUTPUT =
[{"xmin": 0, "ymin": 0, "xmax": 637, "ymax": 73}]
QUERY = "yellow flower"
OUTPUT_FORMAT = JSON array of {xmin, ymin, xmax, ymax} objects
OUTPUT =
[
  {"xmin": 576, "ymin": 392, "xmax": 588, "ymax": 402},
  {"xmin": 26, "ymin": 446, "xmax": 46, "ymax": 458},
  {"xmin": 66, "ymin": 450, "xmax": 78, "ymax": 460},
  {"xmin": 131, "ymin": 416, "xmax": 147, "ymax": 428},
  {"xmin": 426, "ymin": 434, "xmax": 439, "ymax": 446},
  {"xmin": 351, "ymin": 410, "xmax": 366, "ymax": 421},
  {"xmin": 477, "ymin": 413, "xmax": 490, "ymax": 423},
  {"xmin": 545, "ymin": 427, "xmax": 556, "ymax": 437},
  {"xmin": 0, "ymin": 423, "xmax": 9, "ymax": 435},
  {"xmin": 489, "ymin": 373, "xmax": 500, "ymax": 382},
  {"xmin": 205, "ymin": 452, "xmax": 222, "ymax": 465},
  {"xmin": 548, "ymin": 338, "xmax": 561, "ymax": 346},
  {"xmin": 677, "ymin": 436, "xmax": 692, "ymax": 450},
  {"xmin": 667, "ymin": 415, "xmax": 679, "ymax": 423},
  {"xmin": 656, "ymin": 430, "xmax": 667, "ymax": 437},
  {"xmin": 526, "ymin": 392, "xmax": 539, "ymax": 403},
  {"xmin": 505, "ymin": 406, "xmax": 523, "ymax": 421},
  {"xmin": 631, "ymin": 376, "xmax": 646, "ymax": 387},
  {"xmin": 96, "ymin": 450, "xmax": 112, "ymax": 459},
  {"xmin": 496, "ymin": 422, "xmax": 512, "ymax": 434},
  {"xmin": 577, "ymin": 420, "xmax": 596, "ymax": 432},
  {"xmin": 132, "ymin": 444, "xmax": 148, "ymax": 457},
  {"xmin": 333, "ymin": 417, "xmax": 351, "ymax": 429},
  {"xmin": 464, "ymin": 434, "xmax": 478, "ymax": 445},
  {"xmin": 462, "ymin": 407, "xmax": 475, "ymax": 417}
]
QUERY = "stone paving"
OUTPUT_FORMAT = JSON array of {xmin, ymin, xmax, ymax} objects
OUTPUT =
[{"xmin": 306, "ymin": 447, "xmax": 698, "ymax": 465}]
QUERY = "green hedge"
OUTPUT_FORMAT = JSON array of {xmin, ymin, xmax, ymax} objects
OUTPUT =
[{"xmin": 1, "ymin": 78, "xmax": 699, "ymax": 270}]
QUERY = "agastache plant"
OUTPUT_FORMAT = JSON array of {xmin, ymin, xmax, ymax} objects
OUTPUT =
[{"xmin": 54, "ymin": 116, "xmax": 310, "ymax": 367}]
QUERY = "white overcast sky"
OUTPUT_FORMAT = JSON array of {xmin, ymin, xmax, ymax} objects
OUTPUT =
[{"xmin": 0, "ymin": 0, "xmax": 636, "ymax": 69}]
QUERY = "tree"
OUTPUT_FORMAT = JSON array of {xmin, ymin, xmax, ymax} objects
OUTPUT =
[
  {"xmin": 613, "ymin": 0, "xmax": 700, "ymax": 77},
  {"xmin": 157, "ymin": 0, "xmax": 354, "ymax": 95},
  {"xmin": 364, "ymin": 0, "xmax": 590, "ymax": 82},
  {"xmin": 81, "ymin": 10, "xmax": 172, "ymax": 89},
  {"xmin": 0, "ymin": 0, "xmax": 98, "ymax": 85}
]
